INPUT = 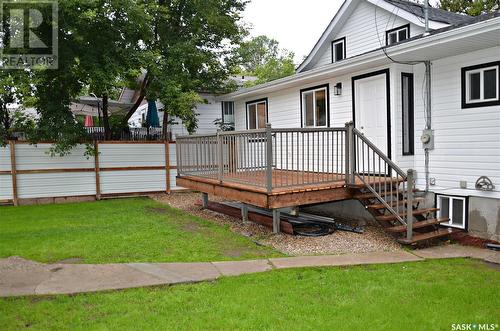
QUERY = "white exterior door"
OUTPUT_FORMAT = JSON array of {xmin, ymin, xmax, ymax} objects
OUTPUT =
[{"xmin": 354, "ymin": 74, "xmax": 389, "ymax": 156}]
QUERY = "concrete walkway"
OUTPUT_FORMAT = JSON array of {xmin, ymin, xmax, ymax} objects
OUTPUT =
[{"xmin": 0, "ymin": 245, "xmax": 498, "ymax": 298}]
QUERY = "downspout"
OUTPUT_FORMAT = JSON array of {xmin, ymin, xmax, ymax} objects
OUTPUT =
[{"xmin": 424, "ymin": 60, "xmax": 432, "ymax": 192}]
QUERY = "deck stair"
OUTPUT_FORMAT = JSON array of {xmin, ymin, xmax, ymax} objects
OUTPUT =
[{"xmin": 348, "ymin": 127, "xmax": 462, "ymax": 245}]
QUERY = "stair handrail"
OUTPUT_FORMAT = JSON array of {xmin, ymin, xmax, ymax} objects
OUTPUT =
[
  {"xmin": 346, "ymin": 124, "xmax": 409, "ymax": 227},
  {"xmin": 352, "ymin": 128, "xmax": 407, "ymax": 179}
]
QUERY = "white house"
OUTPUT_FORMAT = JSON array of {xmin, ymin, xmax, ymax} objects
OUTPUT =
[{"xmin": 217, "ymin": 0, "xmax": 500, "ymax": 241}]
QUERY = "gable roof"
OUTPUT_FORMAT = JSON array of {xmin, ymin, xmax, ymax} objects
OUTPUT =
[
  {"xmin": 223, "ymin": 13, "xmax": 500, "ymax": 100},
  {"xmin": 385, "ymin": 0, "xmax": 473, "ymax": 25},
  {"xmin": 296, "ymin": 0, "xmax": 471, "ymax": 73}
]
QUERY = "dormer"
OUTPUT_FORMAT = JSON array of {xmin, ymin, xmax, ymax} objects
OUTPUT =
[{"xmin": 297, "ymin": 0, "xmax": 472, "ymax": 72}]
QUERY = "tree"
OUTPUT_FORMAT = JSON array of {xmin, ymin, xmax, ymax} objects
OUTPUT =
[
  {"xmin": 0, "ymin": 71, "xmax": 32, "ymax": 145},
  {"xmin": 438, "ymin": 0, "xmax": 499, "ymax": 16},
  {"xmin": 139, "ymin": 0, "xmax": 247, "ymax": 137},
  {"xmin": 235, "ymin": 35, "xmax": 295, "ymax": 87},
  {"xmin": 1, "ymin": 0, "xmax": 247, "ymax": 155}
]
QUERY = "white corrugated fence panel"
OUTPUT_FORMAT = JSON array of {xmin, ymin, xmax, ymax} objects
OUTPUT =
[
  {"xmin": 0, "ymin": 174, "xmax": 13, "ymax": 200},
  {"xmin": 14, "ymin": 144, "xmax": 94, "ymax": 171},
  {"xmin": 17, "ymin": 172, "xmax": 96, "ymax": 198},
  {"xmin": 100, "ymin": 170, "xmax": 167, "ymax": 194},
  {"xmin": 99, "ymin": 143, "xmax": 165, "ymax": 168},
  {"xmin": 0, "ymin": 145, "xmax": 11, "ymax": 172}
]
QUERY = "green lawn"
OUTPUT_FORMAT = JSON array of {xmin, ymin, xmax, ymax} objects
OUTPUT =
[
  {"xmin": 0, "ymin": 259, "xmax": 498, "ymax": 330},
  {"xmin": 0, "ymin": 198, "xmax": 281, "ymax": 263}
]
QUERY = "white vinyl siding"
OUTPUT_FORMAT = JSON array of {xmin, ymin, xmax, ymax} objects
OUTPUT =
[
  {"xmin": 233, "ymin": 47, "xmax": 500, "ymax": 198},
  {"xmin": 309, "ymin": 1, "xmax": 425, "ymax": 70},
  {"xmin": 413, "ymin": 46, "xmax": 500, "ymax": 197}
]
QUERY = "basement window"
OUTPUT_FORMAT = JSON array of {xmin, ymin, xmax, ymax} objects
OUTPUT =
[
  {"xmin": 386, "ymin": 25, "xmax": 409, "ymax": 45},
  {"xmin": 331, "ymin": 37, "xmax": 346, "ymax": 63},
  {"xmin": 436, "ymin": 194, "xmax": 467, "ymax": 230},
  {"xmin": 462, "ymin": 62, "xmax": 500, "ymax": 108}
]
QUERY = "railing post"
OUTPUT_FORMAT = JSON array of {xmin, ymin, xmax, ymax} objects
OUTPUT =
[
  {"xmin": 217, "ymin": 130, "xmax": 223, "ymax": 183},
  {"xmin": 266, "ymin": 123, "xmax": 273, "ymax": 193},
  {"xmin": 406, "ymin": 169, "xmax": 415, "ymax": 241},
  {"xmin": 345, "ymin": 121, "xmax": 355, "ymax": 185}
]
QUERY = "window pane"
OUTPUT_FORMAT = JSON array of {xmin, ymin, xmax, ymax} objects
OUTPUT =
[
  {"xmin": 389, "ymin": 32, "xmax": 397, "ymax": 45},
  {"xmin": 484, "ymin": 69, "xmax": 497, "ymax": 100},
  {"xmin": 439, "ymin": 197, "xmax": 450, "ymax": 219},
  {"xmin": 469, "ymin": 72, "xmax": 481, "ymax": 100},
  {"xmin": 248, "ymin": 104, "xmax": 256, "ymax": 129},
  {"xmin": 402, "ymin": 76, "xmax": 411, "ymax": 154},
  {"xmin": 257, "ymin": 102, "xmax": 266, "ymax": 128},
  {"xmin": 335, "ymin": 43, "xmax": 344, "ymax": 61},
  {"xmin": 304, "ymin": 92, "xmax": 314, "ymax": 126},
  {"xmin": 315, "ymin": 90, "xmax": 327, "ymax": 126},
  {"xmin": 398, "ymin": 29, "xmax": 407, "ymax": 41},
  {"xmin": 452, "ymin": 199, "xmax": 464, "ymax": 227}
]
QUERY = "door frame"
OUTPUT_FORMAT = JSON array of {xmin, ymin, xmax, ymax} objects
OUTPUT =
[{"xmin": 351, "ymin": 68, "xmax": 392, "ymax": 159}]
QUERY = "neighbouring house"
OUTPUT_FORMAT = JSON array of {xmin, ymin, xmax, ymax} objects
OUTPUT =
[
  {"xmin": 175, "ymin": 0, "xmax": 500, "ymax": 243},
  {"xmin": 126, "ymin": 76, "xmax": 257, "ymax": 136}
]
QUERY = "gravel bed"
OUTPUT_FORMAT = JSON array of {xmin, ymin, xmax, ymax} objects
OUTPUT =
[{"xmin": 152, "ymin": 192, "xmax": 403, "ymax": 256}]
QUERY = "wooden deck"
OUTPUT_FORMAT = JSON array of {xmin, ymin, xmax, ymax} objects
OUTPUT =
[{"xmin": 176, "ymin": 169, "xmax": 400, "ymax": 209}]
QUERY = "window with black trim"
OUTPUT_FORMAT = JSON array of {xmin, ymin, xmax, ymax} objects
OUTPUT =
[
  {"xmin": 386, "ymin": 25, "xmax": 409, "ymax": 45},
  {"xmin": 461, "ymin": 62, "xmax": 500, "ymax": 109},
  {"xmin": 331, "ymin": 37, "xmax": 346, "ymax": 63},
  {"xmin": 222, "ymin": 101, "xmax": 234, "ymax": 125},
  {"xmin": 401, "ymin": 73, "xmax": 414, "ymax": 156},
  {"xmin": 301, "ymin": 85, "xmax": 329, "ymax": 127},
  {"xmin": 436, "ymin": 194, "xmax": 467, "ymax": 230},
  {"xmin": 246, "ymin": 99, "xmax": 267, "ymax": 129}
]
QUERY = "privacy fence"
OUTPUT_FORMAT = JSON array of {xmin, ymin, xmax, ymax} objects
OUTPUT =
[{"xmin": 0, "ymin": 141, "xmax": 180, "ymax": 206}]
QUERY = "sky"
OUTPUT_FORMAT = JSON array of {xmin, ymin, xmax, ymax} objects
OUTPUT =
[{"xmin": 241, "ymin": 0, "xmax": 345, "ymax": 63}]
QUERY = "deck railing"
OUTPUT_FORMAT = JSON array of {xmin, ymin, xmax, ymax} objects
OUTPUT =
[
  {"xmin": 176, "ymin": 125, "xmax": 347, "ymax": 192},
  {"xmin": 177, "ymin": 122, "xmax": 416, "ymax": 241}
]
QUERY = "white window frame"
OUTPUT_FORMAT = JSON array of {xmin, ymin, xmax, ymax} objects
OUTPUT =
[
  {"xmin": 465, "ymin": 66, "xmax": 499, "ymax": 104},
  {"xmin": 386, "ymin": 26, "xmax": 409, "ymax": 45},
  {"xmin": 436, "ymin": 194, "xmax": 467, "ymax": 230},
  {"xmin": 222, "ymin": 101, "xmax": 234, "ymax": 124},
  {"xmin": 301, "ymin": 86, "xmax": 329, "ymax": 128},
  {"xmin": 331, "ymin": 38, "xmax": 346, "ymax": 63},
  {"xmin": 246, "ymin": 99, "xmax": 267, "ymax": 129}
]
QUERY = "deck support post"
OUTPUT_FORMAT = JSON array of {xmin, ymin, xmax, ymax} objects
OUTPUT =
[
  {"xmin": 272, "ymin": 209, "xmax": 281, "ymax": 234},
  {"xmin": 201, "ymin": 192, "xmax": 209, "ymax": 209},
  {"xmin": 345, "ymin": 121, "xmax": 355, "ymax": 186},
  {"xmin": 217, "ymin": 130, "xmax": 223, "ymax": 184},
  {"xmin": 265, "ymin": 123, "xmax": 273, "ymax": 193},
  {"xmin": 241, "ymin": 204, "xmax": 249, "ymax": 222},
  {"xmin": 406, "ymin": 169, "xmax": 415, "ymax": 241}
]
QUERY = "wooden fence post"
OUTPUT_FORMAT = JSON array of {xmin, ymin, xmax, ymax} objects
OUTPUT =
[
  {"xmin": 94, "ymin": 141, "xmax": 101, "ymax": 200},
  {"xmin": 9, "ymin": 140, "xmax": 18, "ymax": 206},
  {"xmin": 165, "ymin": 140, "xmax": 171, "ymax": 194}
]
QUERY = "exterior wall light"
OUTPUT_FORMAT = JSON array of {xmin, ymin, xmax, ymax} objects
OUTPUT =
[{"xmin": 334, "ymin": 82, "xmax": 342, "ymax": 96}]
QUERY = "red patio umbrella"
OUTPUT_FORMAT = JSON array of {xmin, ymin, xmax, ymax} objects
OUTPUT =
[{"xmin": 84, "ymin": 115, "xmax": 94, "ymax": 127}]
